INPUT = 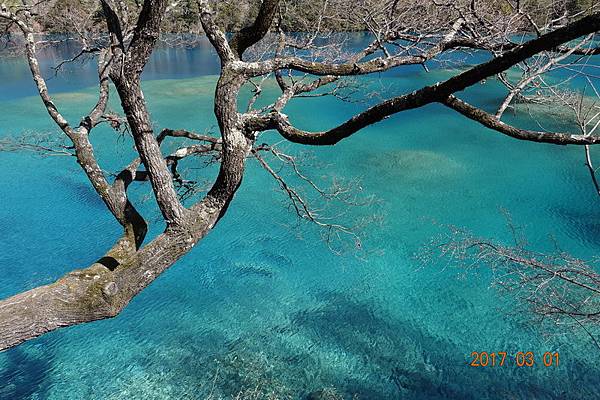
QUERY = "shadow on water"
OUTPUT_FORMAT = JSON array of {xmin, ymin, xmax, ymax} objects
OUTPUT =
[
  {"xmin": 0, "ymin": 340, "xmax": 55, "ymax": 400},
  {"xmin": 52, "ymin": 174, "xmax": 107, "ymax": 210},
  {"xmin": 287, "ymin": 291, "xmax": 576, "ymax": 400},
  {"xmin": 548, "ymin": 205, "xmax": 600, "ymax": 248},
  {"xmin": 153, "ymin": 281, "xmax": 599, "ymax": 399}
]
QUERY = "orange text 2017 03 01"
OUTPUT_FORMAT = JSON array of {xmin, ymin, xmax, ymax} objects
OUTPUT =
[{"xmin": 469, "ymin": 352, "xmax": 559, "ymax": 367}]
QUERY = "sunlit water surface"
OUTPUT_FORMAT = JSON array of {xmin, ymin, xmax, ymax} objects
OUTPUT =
[{"xmin": 0, "ymin": 36, "xmax": 599, "ymax": 399}]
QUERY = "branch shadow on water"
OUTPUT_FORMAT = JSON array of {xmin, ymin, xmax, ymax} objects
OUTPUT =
[
  {"xmin": 287, "ymin": 291, "xmax": 574, "ymax": 400},
  {"xmin": 0, "ymin": 338, "xmax": 55, "ymax": 400}
]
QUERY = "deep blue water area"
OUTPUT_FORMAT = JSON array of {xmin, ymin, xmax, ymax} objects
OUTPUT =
[{"xmin": 1, "ymin": 35, "xmax": 600, "ymax": 399}]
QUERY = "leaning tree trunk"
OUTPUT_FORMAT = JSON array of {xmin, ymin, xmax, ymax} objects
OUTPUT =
[{"xmin": 0, "ymin": 0, "xmax": 253, "ymax": 352}]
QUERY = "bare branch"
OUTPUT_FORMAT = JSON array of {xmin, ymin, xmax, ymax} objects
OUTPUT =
[
  {"xmin": 230, "ymin": 0, "xmax": 279, "ymax": 59},
  {"xmin": 442, "ymin": 95, "xmax": 600, "ymax": 145},
  {"xmin": 427, "ymin": 225, "xmax": 600, "ymax": 343}
]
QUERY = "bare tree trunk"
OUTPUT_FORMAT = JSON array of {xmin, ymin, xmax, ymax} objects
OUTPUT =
[{"xmin": 112, "ymin": 77, "xmax": 189, "ymax": 225}]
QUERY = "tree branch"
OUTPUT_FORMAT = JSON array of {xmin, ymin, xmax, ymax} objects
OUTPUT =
[
  {"xmin": 245, "ymin": 12, "xmax": 600, "ymax": 145},
  {"xmin": 197, "ymin": 0, "xmax": 235, "ymax": 62},
  {"xmin": 442, "ymin": 95, "xmax": 600, "ymax": 145},
  {"xmin": 229, "ymin": 0, "xmax": 279, "ymax": 59}
]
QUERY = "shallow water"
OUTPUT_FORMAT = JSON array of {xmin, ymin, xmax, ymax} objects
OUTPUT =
[{"xmin": 1, "ymin": 37, "xmax": 600, "ymax": 399}]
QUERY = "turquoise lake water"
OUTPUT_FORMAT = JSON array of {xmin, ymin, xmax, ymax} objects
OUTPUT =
[{"xmin": 0, "ymin": 38, "xmax": 600, "ymax": 399}]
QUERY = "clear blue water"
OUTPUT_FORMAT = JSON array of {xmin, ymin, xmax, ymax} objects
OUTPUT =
[{"xmin": 1, "ymin": 36, "xmax": 600, "ymax": 399}]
